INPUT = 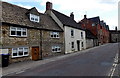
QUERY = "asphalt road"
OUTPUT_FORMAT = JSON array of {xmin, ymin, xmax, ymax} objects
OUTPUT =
[{"xmin": 6, "ymin": 43, "xmax": 119, "ymax": 76}]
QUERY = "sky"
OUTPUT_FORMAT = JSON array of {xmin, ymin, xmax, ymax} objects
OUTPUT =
[{"xmin": 2, "ymin": 0, "xmax": 119, "ymax": 30}]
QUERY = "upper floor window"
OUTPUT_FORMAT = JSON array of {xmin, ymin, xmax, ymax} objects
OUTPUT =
[
  {"xmin": 50, "ymin": 32, "xmax": 59, "ymax": 38},
  {"xmin": 12, "ymin": 47, "xmax": 29, "ymax": 58},
  {"xmin": 30, "ymin": 14, "xmax": 40, "ymax": 23},
  {"xmin": 81, "ymin": 32, "xmax": 83, "ymax": 39},
  {"xmin": 71, "ymin": 29, "xmax": 74, "ymax": 37},
  {"xmin": 10, "ymin": 27, "xmax": 27, "ymax": 37},
  {"xmin": 81, "ymin": 42, "xmax": 84, "ymax": 47},
  {"xmin": 92, "ymin": 23, "xmax": 95, "ymax": 26},
  {"xmin": 52, "ymin": 46, "xmax": 61, "ymax": 52}
]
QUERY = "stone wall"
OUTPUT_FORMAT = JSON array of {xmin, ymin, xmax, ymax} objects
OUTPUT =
[
  {"xmin": 2, "ymin": 24, "xmax": 41, "ymax": 63},
  {"xmin": 42, "ymin": 30, "xmax": 64, "ymax": 57}
]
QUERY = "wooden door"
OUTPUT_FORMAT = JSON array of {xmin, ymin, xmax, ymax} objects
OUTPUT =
[{"xmin": 32, "ymin": 47, "xmax": 39, "ymax": 61}]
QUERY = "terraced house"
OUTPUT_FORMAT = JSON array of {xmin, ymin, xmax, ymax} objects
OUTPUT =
[
  {"xmin": 1, "ymin": 1, "xmax": 64, "ymax": 63},
  {"xmin": 45, "ymin": 2, "xmax": 86, "ymax": 54},
  {"xmin": 79, "ymin": 15, "xmax": 109, "ymax": 46}
]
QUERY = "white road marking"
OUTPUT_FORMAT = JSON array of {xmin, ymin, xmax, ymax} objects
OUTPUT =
[
  {"xmin": 15, "ymin": 70, "xmax": 25, "ymax": 74},
  {"xmin": 108, "ymin": 53, "xmax": 118, "ymax": 78}
]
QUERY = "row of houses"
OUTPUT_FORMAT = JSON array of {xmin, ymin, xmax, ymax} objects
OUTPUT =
[{"xmin": 0, "ymin": 1, "xmax": 110, "ymax": 64}]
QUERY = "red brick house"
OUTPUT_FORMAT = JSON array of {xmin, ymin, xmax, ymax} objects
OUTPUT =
[{"xmin": 79, "ymin": 15, "xmax": 109, "ymax": 45}]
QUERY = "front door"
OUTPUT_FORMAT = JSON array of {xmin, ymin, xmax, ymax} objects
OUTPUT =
[
  {"xmin": 32, "ymin": 47, "xmax": 39, "ymax": 61},
  {"xmin": 77, "ymin": 40, "xmax": 80, "ymax": 51}
]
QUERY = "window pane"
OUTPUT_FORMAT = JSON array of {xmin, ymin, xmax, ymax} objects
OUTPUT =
[
  {"xmin": 54, "ymin": 35, "xmax": 56, "ymax": 38},
  {"xmin": 11, "ymin": 27, "xmax": 16, "ymax": 31},
  {"xmin": 18, "ymin": 48, "xmax": 23, "ymax": 56},
  {"xmin": 24, "ymin": 52, "xmax": 28, "ymax": 55},
  {"xmin": 11, "ymin": 31, "xmax": 16, "ymax": 35},
  {"xmin": 13, "ymin": 53, "xmax": 17, "ymax": 56},
  {"xmin": 13, "ymin": 48, "xmax": 17, "ymax": 53},
  {"xmin": 22, "ymin": 32, "xmax": 26, "ymax": 36},
  {"xmin": 17, "ymin": 28, "xmax": 21, "ymax": 31},
  {"xmin": 17, "ymin": 31, "xmax": 21, "ymax": 36}
]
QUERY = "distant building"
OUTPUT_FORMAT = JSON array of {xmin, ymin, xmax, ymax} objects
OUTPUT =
[
  {"xmin": 78, "ymin": 15, "xmax": 109, "ymax": 45},
  {"xmin": 109, "ymin": 27, "xmax": 120, "ymax": 43}
]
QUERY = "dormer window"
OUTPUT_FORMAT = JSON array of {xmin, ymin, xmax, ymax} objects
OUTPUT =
[{"xmin": 30, "ymin": 14, "xmax": 39, "ymax": 23}]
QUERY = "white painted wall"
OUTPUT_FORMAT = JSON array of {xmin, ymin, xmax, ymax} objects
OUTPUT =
[{"xmin": 65, "ymin": 26, "xmax": 86, "ymax": 54}]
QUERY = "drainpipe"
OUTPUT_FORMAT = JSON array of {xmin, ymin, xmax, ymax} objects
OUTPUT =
[{"xmin": 40, "ymin": 30, "xmax": 42, "ymax": 60}]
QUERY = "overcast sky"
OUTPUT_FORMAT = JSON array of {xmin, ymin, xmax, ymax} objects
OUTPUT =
[{"xmin": 3, "ymin": 0, "xmax": 119, "ymax": 30}]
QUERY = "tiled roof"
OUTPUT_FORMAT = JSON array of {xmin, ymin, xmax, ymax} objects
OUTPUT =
[
  {"xmin": 52, "ymin": 9, "xmax": 84, "ymax": 30},
  {"xmin": 85, "ymin": 29, "xmax": 97, "ymax": 39},
  {"xmin": 88, "ymin": 16, "xmax": 100, "ymax": 24},
  {"xmin": 1, "ymin": 1, "xmax": 62, "ymax": 31}
]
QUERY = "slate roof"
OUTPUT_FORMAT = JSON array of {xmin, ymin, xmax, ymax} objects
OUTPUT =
[
  {"xmin": 88, "ymin": 16, "xmax": 100, "ymax": 24},
  {"xmin": 85, "ymin": 29, "xmax": 97, "ymax": 39},
  {"xmin": 1, "ymin": 1, "xmax": 62, "ymax": 31},
  {"xmin": 52, "ymin": 9, "xmax": 84, "ymax": 30}
]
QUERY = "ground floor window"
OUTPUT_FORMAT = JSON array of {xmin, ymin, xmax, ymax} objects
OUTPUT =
[
  {"xmin": 81, "ymin": 42, "xmax": 84, "ymax": 47},
  {"xmin": 12, "ymin": 47, "xmax": 29, "ymax": 58},
  {"xmin": 52, "ymin": 46, "xmax": 61, "ymax": 52},
  {"xmin": 71, "ymin": 42, "xmax": 74, "ymax": 49}
]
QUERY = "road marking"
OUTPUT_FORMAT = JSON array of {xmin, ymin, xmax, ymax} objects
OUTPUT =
[
  {"xmin": 15, "ymin": 70, "xmax": 25, "ymax": 74},
  {"xmin": 108, "ymin": 53, "xmax": 118, "ymax": 78}
]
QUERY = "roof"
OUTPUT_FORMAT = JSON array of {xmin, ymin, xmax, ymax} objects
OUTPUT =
[
  {"xmin": 85, "ymin": 29, "xmax": 97, "ymax": 39},
  {"xmin": 52, "ymin": 9, "xmax": 84, "ymax": 30},
  {"xmin": 88, "ymin": 16, "xmax": 100, "ymax": 24},
  {"xmin": 1, "ymin": 1, "xmax": 62, "ymax": 31},
  {"xmin": 110, "ymin": 30, "xmax": 120, "ymax": 34}
]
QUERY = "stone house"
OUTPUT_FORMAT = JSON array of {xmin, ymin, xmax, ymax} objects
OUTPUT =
[
  {"xmin": 45, "ymin": 2, "xmax": 86, "ymax": 54},
  {"xmin": 1, "ymin": 1, "xmax": 64, "ymax": 63},
  {"xmin": 110, "ymin": 27, "xmax": 120, "ymax": 43}
]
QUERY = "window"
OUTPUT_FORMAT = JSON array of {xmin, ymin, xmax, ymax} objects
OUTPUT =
[
  {"xmin": 12, "ymin": 47, "xmax": 29, "ymax": 58},
  {"xmin": 92, "ymin": 23, "xmax": 95, "ymax": 26},
  {"xmin": 30, "ymin": 14, "xmax": 40, "ymax": 23},
  {"xmin": 52, "ymin": 46, "xmax": 61, "ymax": 52},
  {"xmin": 50, "ymin": 32, "xmax": 60, "ymax": 38},
  {"xmin": 71, "ymin": 29, "xmax": 74, "ymax": 37},
  {"xmin": 81, "ymin": 42, "xmax": 84, "ymax": 47},
  {"xmin": 10, "ymin": 27, "xmax": 27, "ymax": 37},
  {"xmin": 71, "ymin": 42, "xmax": 74, "ymax": 49},
  {"xmin": 81, "ymin": 32, "xmax": 83, "ymax": 39}
]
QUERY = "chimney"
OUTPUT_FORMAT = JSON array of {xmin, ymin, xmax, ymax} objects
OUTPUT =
[
  {"xmin": 115, "ymin": 26, "xmax": 117, "ymax": 31},
  {"xmin": 84, "ymin": 15, "xmax": 87, "ymax": 19},
  {"xmin": 70, "ymin": 12, "xmax": 74, "ymax": 20},
  {"xmin": 46, "ymin": 2, "xmax": 52, "ymax": 10}
]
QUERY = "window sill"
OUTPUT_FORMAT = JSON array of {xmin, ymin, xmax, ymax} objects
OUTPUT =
[
  {"xmin": 10, "ymin": 35, "xmax": 27, "ymax": 38},
  {"xmin": 12, "ymin": 55, "xmax": 29, "ymax": 58}
]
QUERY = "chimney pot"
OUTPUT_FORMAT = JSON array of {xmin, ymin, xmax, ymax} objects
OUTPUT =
[
  {"xmin": 70, "ymin": 12, "xmax": 74, "ymax": 20},
  {"xmin": 46, "ymin": 2, "xmax": 52, "ymax": 10},
  {"xmin": 84, "ymin": 15, "xmax": 87, "ymax": 18}
]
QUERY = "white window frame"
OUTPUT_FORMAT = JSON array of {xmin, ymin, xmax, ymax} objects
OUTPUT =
[
  {"xmin": 50, "ymin": 32, "xmax": 60, "ymax": 38},
  {"xmin": 52, "ymin": 46, "xmax": 61, "ymax": 52},
  {"xmin": 30, "ymin": 14, "xmax": 40, "ymax": 23},
  {"xmin": 12, "ymin": 47, "xmax": 29, "ymax": 58},
  {"xmin": 10, "ymin": 27, "xmax": 27, "ymax": 37}
]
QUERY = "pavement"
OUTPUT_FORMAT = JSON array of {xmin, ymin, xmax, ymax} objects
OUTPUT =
[{"xmin": 0, "ymin": 43, "xmax": 118, "ymax": 76}]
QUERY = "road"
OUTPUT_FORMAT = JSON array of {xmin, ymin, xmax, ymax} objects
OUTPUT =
[{"xmin": 5, "ymin": 43, "xmax": 119, "ymax": 77}]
